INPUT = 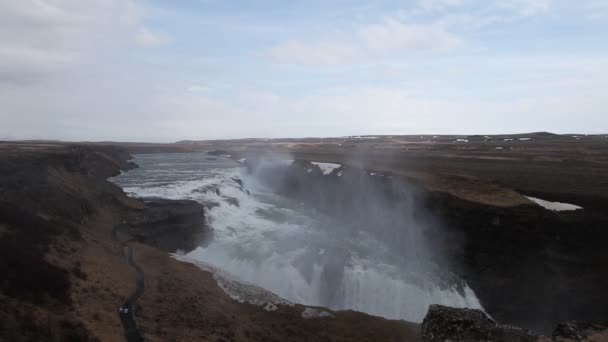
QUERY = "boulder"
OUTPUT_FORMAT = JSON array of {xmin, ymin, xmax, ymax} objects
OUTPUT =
[
  {"xmin": 421, "ymin": 305, "xmax": 539, "ymax": 342},
  {"xmin": 552, "ymin": 321, "xmax": 608, "ymax": 341}
]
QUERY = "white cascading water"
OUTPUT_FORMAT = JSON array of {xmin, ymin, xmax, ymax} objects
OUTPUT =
[{"xmin": 112, "ymin": 152, "xmax": 483, "ymax": 322}]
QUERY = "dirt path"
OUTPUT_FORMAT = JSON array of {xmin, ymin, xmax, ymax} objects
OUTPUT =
[{"xmin": 113, "ymin": 225, "xmax": 145, "ymax": 342}]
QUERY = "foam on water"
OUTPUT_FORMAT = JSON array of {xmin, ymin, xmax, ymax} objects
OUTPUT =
[{"xmin": 112, "ymin": 152, "xmax": 483, "ymax": 322}]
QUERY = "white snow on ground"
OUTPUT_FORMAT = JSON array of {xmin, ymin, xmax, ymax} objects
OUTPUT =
[
  {"xmin": 351, "ymin": 136, "xmax": 378, "ymax": 139},
  {"xmin": 495, "ymin": 147, "xmax": 503, "ymax": 150},
  {"xmin": 337, "ymin": 171, "xmax": 343, "ymax": 177},
  {"xmin": 220, "ymin": 154, "xmax": 231, "ymax": 158},
  {"xmin": 370, "ymin": 172, "xmax": 377, "ymax": 176},
  {"xmin": 484, "ymin": 136, "xmax": 491, "ymax": 139},
  {"xmin": 518, "ymin": 138, "xmax": 531, "ymax": 141},
  {"xmin": 301, "ymin": 307, "xmax": 334, "ymax": 319},
  {"xmin": 504, "ymin": 138, "xmax": 513, "ymax": 141},
  {"xmin": 456, "ymin": 139, "xmax": 468, "ymax": 142},
  {"xmin": 238, "ymin": 158, "xmax": 246, "ymax": 163},
  {"xmin": 525, "ymin": 196, "xmax": 583, "ymax": 211},
  {"xmin": 311, "ymin": 162, "xmax": 341, "ymax": 175}
]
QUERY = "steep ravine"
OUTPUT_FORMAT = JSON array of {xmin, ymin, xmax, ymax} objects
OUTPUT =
[{"xmin": 258, "ymin": 157, "xmax": 608, "ymax": 334}]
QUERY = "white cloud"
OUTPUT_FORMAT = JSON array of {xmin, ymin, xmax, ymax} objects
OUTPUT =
[
  {"xmin": 269, "ymin": 18, "xmax": 461, "ymax": 66},
  {"xmin": 587, "ymin": 0, "xmax": 608, "ymax": 19},
  {"xmin": 135, "ymin": 27, "xmax": 174, "ymax": 48},
  {"xmin": 491, "ymin": 0, "xmax": 553, "ymax": 17},
  {"xmin": 418, "ymin": 0, "xmax": 467, "ymax": 13},
  {"xmin": 0, "ymin": 0, "xmax": 164, "ymax": 84},
  {"xmin": 359, "ymin": 19, "xmax": 461, "ymax": 54}
]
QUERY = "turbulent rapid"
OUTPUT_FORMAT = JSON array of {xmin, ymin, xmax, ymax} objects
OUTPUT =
[{"xmin": 112, "ymin": 152, "xmax": 482, "ymax": 322}]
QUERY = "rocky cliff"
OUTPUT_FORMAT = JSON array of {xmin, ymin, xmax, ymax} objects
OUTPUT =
[{"xmin": 259, "ymin": 158, "xmax": 608, "ymax": 334}]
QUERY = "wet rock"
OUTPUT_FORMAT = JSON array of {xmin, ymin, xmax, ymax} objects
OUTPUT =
[
  {"xmin": 421, "ymin": 305, "xmax": 538, "ymax": 342},
  {"xmin": 223, "ymin": 196, "xmax": 239, "ymax": 207},
  {"xmin": 231, "ymin": 177, "xmax": 243, "ymax": 187}
]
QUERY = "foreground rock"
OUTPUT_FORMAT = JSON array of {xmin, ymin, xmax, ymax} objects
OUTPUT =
[
  {"xmin": 421, "ymin": 305, "xmax": 539, "ymax": 341},
  {"xmin": 552, "ymin": 321, "xmax": 608, "ymax": 341}
]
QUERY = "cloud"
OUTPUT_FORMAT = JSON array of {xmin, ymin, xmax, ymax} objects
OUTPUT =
[
  {"xmin": 269, "ymin": 18, "xmax": 461, "ymax": 66},
  {"xmin": 587, "ymin": 0, "xmax": 608, "ymax": 19},
  {"xmin": 135, "ymin": 27, "xmax": 174, "ymax": 48},
  {"xmin": 0, "ymin": 0, "xmax": 163, "ymax": 85},
  {"xmin": 492, "ymin": 0, "xmax": 553, "ymax": 16},
  {"xmin": 418, "ymin": 0, "xmax": 467, "ymax": 13}
]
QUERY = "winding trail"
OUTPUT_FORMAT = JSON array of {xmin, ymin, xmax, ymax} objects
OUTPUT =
[{"xmin": 113, "ymin": 224, "xmax": 145, "ymax": 342}]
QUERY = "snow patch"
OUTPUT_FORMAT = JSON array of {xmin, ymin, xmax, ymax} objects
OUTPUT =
[
  {"xmin": 369, "ymin": 172, "xmax": 377, "ymax": 176},
  {"xmin": 301, "ymin": 307, "xmax": 334, "ymax": 319},
  {"xmin": 456, "ymin": 139, "xmax": 468, "ymax": 143},
  {"xmin": 220, "ymin": 154, "xmax": 231, "ymax": 158},
  {"xmin": 238, "ymin": 158, "xmax": 247, "ymax": 164},
  {"xmin": 504, "ymin": 138, "xmax": 513, "ymax": 141},
  {"xmin": 525, "ymin": 196, "xmax": 582, "ymax": 211},
  {"xmin": 337, "ymin": 171, "xmax": 343, "ymax": 177},
  {"xmin": 311, "ymin": 162, "xmax": 341, "ymax": 175},
  {"xmin": 495, "ymin": 147, "xmax": 503, "ymax": 150},
  {"xmin": 518, "ymin": 138, "xmax": 531, "ymax": 141}
]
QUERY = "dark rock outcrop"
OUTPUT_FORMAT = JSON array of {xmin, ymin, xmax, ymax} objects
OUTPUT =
[
  {"xmin": 552, "ymin": 321, "xmax": 608, "ymax": 341},
  {"xmin": 125, "ymin": 198, "xmax": 210, "ymax": 253},
  {"xmin": 425, "ymin": 191, "xmax": 608, "ymax": 333},
  {"xmin": 421, "ymin": 305, "xmax": 538, "ymax": 342}
]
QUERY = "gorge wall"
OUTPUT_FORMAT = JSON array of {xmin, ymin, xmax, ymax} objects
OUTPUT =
[{"xmin": 246, "ymin": 157, "xmax": 608, "ymax": 334}]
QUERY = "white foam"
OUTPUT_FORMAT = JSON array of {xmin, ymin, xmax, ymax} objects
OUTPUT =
[
  {"xmin": 525, "ymin": 196, "xmax": 582, "ymax": 211},
  {"xmin": 311, "ymin": 162, "xmax": 341, "ymax": 175},
  {"xmin": 301, "ymin": 307, "xmax": 333, "ymax": 319}
]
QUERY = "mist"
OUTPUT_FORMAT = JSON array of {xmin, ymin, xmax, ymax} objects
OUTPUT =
[{"xmin": 113, "ymin": 151, "xmax": 483, "ymax": 322}]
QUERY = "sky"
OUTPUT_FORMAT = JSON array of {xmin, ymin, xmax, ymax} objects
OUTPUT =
[{"xmin": 1, "ymin": 0, "xmax": 607, "ymax": 142}]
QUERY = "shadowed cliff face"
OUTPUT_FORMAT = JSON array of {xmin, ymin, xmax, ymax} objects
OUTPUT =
[
  {"xmin": 0, "ymin": 144, "xmax": 137, "ymax": 341},
  {"xmin": 425, "ymin": 191, "xmax": 608, "ymax": 333},
  {"xmin": 249, "ymin": 157, "xmax": 608, "ymax": 334}
]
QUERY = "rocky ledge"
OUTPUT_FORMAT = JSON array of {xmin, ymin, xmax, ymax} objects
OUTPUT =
[
  {"xmin": 421, "ymin": 305, "xmax": 608, "ymax": 342},
  {"xmin": 122, "ymin": 198, "xmax": 210, "ymax": 253}
]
